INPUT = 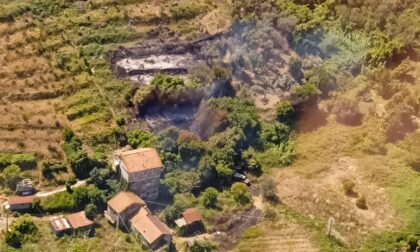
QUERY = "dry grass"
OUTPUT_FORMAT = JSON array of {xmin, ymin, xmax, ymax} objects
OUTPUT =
[{"xmin": 6, "ymin": 217, "xmax": 147, "ymax": 252}]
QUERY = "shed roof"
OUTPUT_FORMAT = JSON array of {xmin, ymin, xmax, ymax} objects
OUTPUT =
[
  {"xmin": 66, "ymin": 211, "xmax": 93, "ymax": 229},
  {"xmin": 50, "ymin": 215, "xmax": 71, "ymax": 232},
  {"xmin": 130, "ymin": 214, "xmax": 171, "ymax": 244},
  {"xmin": 107, "ymin": 191, "xmax": 145, "ymax": 213},
  {"xmin": 119, "ymin": 148, "xmax": 162, "ymax": 173},
  {"xmin": 8, "ymin": 195, "xmax": 34, "ymax": 205},
  {"xmin": 182, "ymin": 208, "xmax": 202, "ymax": 225}
]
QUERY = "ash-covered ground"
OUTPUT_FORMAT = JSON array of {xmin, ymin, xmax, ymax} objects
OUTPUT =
[{"xmin": 109, "ymin": 16, "xmax": 322, "ymax": 137}]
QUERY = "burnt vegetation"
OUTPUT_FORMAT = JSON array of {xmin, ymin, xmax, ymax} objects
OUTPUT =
[{"xmin": 0, "ymin": 0, "xmax": 420, "ymax": 251}]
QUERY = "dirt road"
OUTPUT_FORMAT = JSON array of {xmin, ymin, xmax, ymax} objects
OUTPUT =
[{"xmin": 35, "ymin": 180, "xmax": 87, "ymax": 198}]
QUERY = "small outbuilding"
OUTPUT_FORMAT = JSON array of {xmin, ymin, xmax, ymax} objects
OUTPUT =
[
  {"xmin": 66, "ymin": 211, "xmax": 94, "ymax": 234},
  {"xmin": 6, "ymin": 196, "xmax": 34, "ymax": 211},
  {"xmin": 50, "ymin": 215, "xmax": 72, "ymax": 236},
  {"xmin": 175, "ymin": 208, "xmax": 204, "ymax": 235}
]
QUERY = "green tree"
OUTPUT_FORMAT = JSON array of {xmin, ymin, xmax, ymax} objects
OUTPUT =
[
  {"xmin": 215, "ymin": 162, "xmax": 234, "ymax": 179},
  {"xmin": 161, "ymin": 194, "xmax": 197, "ymax": 224},
  {"xmin": 231, "ymin": 182, "xmax": 252, "ymax": 206},
  {"xmin": 89, "ymin": 167, "xmax": 112, "ymax": 189},
  {"xmin": 85, "ymin": 203, "xmax": 98, "ymax": 220},
  {"xmin": 260, "ymin": 122, "xmax": 291, "ymax": 147},
  {"xmin": 3, "ymin": 164, "xmax": 21, "ymax": 190},
  {"xmin": 162, "ymin": 171, "xmax": 201, "ymax": 195},
  {"xmin": 200, "ymin": 187, "xmax": 219, "ymax": 208}
]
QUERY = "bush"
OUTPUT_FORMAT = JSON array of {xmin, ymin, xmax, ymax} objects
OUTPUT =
[
  {"xmin": 11, "ymin": 154, "xmax": 37, "ymax": 170},
  {"xmin": 260, "ymin": 122, "xmax": 291, "ymax": 147},
  {"xmin": 162, "ymin": 171, "xmax": 201, "ymax": 195},
  {"xmin": 41, "ymin": 160, "xmax": 67, "ymax": 179},
  {"xmin": 63, "ymin": 129, "xmax": 98, "ymax": 179},
  {"xmin": 6, "ymin": 215, "xmax": 38, "ymax": 248},
  {"xmin": 150, "ymin": 74, "xmax": 185, "ymax": 92},
  {"xmin": 342, "ymin": 179, "xmax": 356, "ymax": 196},
  {"xmin": 85, "ymin": 203, "xmax": 98, "ymax": 220},
  {"xmin": 261, "ymin": 176, "xmax": 279, "ymax": 202},
  {"xmin": 356, "ymin": 195, "xmax": 368, "ymax": 210},
  {"xmin": 127, "ymin": 130, "xmax": 156, "ymax": 149},
  {"xmin": 188, "ymin": 240, "xmax": 216, "ymax": 252},
  {"xmin": 0, "ymin": 153, "xmax": 37, "ymax": 170},
  {"xmin": 276, "ymin": 101, "xmax": 295, "ymax": 123},
  {"xmin": 170, "ymin": 3, "xmax": 208, "ymax": 21},
  {"xmin": 230, "ymin": 182, "xmax": 252, "ymax": 206},
  {"xmin": 200, "ymin": 187, "xmax": 219, "ymax": 208},
  {"xmin": 3, "ymin": 164, "xmax": 22, "ymax": 190},
  {"xmin": 40, "ymin": 186, "xmax": 105, "ymax": 213},
  {"xmin": 242, "ymin": 226, "xmax": 261, "ymax": 239},
  {"xmin": 161, "ymin": 194, "xmax": 196, "ymax": 224}
]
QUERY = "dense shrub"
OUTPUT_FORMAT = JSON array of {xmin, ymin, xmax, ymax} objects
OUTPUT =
[
  {"xmin": 150, "ymin": 74, "xmax": 185, "ymax": 92},
  {"xmin": 356, "ymin": 195, "xmax": 368, "ymax": 210},
  {"xmin": 170, "ymin": 2, "xmax": 208, "ymax": 21},
  {"xmin": 342, "ymin": 179, "xmax": 356, "ymax": 196},
  {"xmin": 2, "ymin": 164, "xmax": 22, "ymax": 190},
  {"xmin": 260, "ymin": 122, "xmax": 291, "ymax": 147},
  {"xmin": 41, "ymin": 160, "xmax": 67, "ymax": 180},
  {"xmin": 276, "ymin": 101, "xmax": 295, "ymax": 123},
  {"xmin": 230, "ymin": 182, "xmax": 252, "ymax": 206},
  {"xmin": 127, "ymin": 130, "xmax": 157, "ymax": 149},
  {"xmin": 6, "ymin": 215, "xmax": 38, "ymax": 248},
  {"xmin": 188, "ymin": 240, "xmax": 217, "ymax": 252},
  {"xmin": 0, "ymin": 153, "xmax": 37, "ymax": 170},
  {"xmin": 261, "ymin": 176, "xmax": 279, "ymax": 202},
  {"xmin": 40, "ymin": 186, "xmax": 105, "ymax": 213},
  {"xmin": 161, "ymin": 194, "xmax": 197, "ymax": 225},
  {"xmin": 200, "ymin": 187, "xmax": 219, "ymax": 208},
  {"xmin": 63, "ymin": 128, "xmax": 100, "ymax": 179},
  {"xmin": 162, "ymin": 171, "xmax": 201, "ymax": 195}
]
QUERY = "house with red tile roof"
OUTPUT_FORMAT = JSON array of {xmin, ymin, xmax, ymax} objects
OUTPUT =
[
  {"xmin": 114, "ymin": 148, "xmax": 162, "ymax": 199},
  {"xmin": 175, "ymin": 208, "xmax": 204, "ymax": 235},
  {"xmin": 66, "ymin": 211, "xmax": 94, "ymax": 234},
  {"xmin": 6, "ymin": 195, "xmax": 34, "ymax": 211},
  {"xmin": 130, "ymin": 211, "xmax": 172, "ymax": 250},
  {"xmin": 105, "ymin": 191, "xmax": 146, "ymax": 228}
]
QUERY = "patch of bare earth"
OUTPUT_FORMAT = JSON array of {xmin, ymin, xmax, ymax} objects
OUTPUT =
[{"xmin": 273, "ymin": 156, "xmax": 403, "ymax": 246}]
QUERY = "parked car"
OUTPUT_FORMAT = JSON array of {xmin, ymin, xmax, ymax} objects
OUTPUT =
[{"xmin": 233, "ymin": 172, "xmax": 251, "ymax": 186}]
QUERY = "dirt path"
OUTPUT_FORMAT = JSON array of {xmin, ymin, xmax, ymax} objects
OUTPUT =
[{"xmin": 35, "ymin": 179, "xmax": 87, "ymax": 198}]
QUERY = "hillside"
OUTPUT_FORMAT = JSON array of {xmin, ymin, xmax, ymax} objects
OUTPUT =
[{"xmin": 0, "ymin": 0, "xmax": 420, "ymax": 252}]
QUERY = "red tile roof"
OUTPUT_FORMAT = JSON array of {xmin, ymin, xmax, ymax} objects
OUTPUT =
[
  {"xmin": 119, "ymin": 148, "xmax": 162, "ymax": 173},
  {"xmin": 66, "ymin": 211, "xmax": 93, "ymax": 229},
  {"xmin": 130, "ymin": 214, "xmax": 171, "ymax": 244},
  {"xmin": 107, "ymin": 191, "xmax": 145, "ymax": 213},
  {"xmin": 8, "ymin": 196, "xmax": 34, "ymax": 205},
  {"xmin": 182, "ymin": 208, "xmax": 202, "ymax": 225}
]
